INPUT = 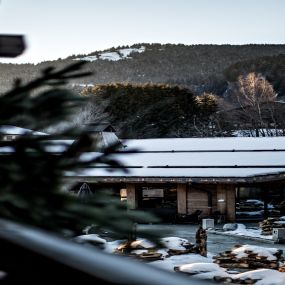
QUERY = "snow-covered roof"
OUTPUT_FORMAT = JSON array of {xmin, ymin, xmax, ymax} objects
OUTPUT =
[
  {"xmin": 69, "ymin": 137, "xmax": 285, "ymax": 182},
  {"xmin": 123, "ymin": 137, "xmax": 285, "ymax": 151},
  {"xmin": 2, "ymin": 135, "xmax": 285, "ymax": 182},
  {"xmin": 0, "ymin": 125, "xmax": 47, "ymax": 136}
]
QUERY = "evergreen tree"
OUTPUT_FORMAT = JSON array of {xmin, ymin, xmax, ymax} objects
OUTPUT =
[{"xmin": 0, "ymin": 62, "xmax": 157, "ymax": 236}]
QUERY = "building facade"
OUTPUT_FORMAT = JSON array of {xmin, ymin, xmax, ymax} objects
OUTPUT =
[{"xmin": 69, "ymin": 137, "xmax": 285, "ymax": 223}]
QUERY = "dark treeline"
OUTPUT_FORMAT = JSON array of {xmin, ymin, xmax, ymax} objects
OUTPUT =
[
  {"xmin": 80, "ymin": 80, "xmax": 285, "ymax": 138},
  {"xmin": 81, "ymin": 84, "xmax": 227, "ymax": 138}
]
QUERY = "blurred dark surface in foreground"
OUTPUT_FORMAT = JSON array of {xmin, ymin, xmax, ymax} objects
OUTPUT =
[
  {"xmin": 0, "ymin": 35, "xmax": 25, "ymax": 57},
  {"xmin": 0, "ymin": 219, "xmax": 213, "ymax": 284}
]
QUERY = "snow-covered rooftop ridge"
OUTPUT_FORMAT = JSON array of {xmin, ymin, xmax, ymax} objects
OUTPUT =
[
  {"xmin": 74, "ymin": 46, "xmax": 145, "ymax": 62},
  {"xmin": 73, "ymin": 166, "xmax": 285, "ymax": 179},
  {"xmin": 123, "ymin": 137, "xmax": 285, "ymax": 152},
  {"xmin": 0, "ymin": 125, "xmax": 47, "ymax": 136}
]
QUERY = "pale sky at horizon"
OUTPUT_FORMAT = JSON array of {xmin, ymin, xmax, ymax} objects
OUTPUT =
[{"xmin": 0, "ymin": 0, "xmax": 285, "ymax": 63}]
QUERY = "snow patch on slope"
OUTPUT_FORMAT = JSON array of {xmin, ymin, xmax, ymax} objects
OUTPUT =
[{"xmin": 74, "ymin": 46, "xmax": 145, "ymax": 62}]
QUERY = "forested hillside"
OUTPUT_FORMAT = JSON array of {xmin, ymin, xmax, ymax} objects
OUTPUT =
[{"xmin": 2, "ymin": 44, "xmax": 285, "ymax": 96}]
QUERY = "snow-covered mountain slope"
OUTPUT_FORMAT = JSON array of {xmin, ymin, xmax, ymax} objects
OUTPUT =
[{"xmin": 74, "ymin": 46, "xmax": 145, "ymax": 62}]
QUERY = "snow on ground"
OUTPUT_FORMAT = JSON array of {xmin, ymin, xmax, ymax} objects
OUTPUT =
[
  {"xmin": 233, "ymin": 269, "xmax": 285, "ymax": 285},
  {"xmin": 78, "ymin": 234, "xmax": 285, "ymax": 284},
  {"xmin": 130, "ymin": 238, "xmax": 155, "ymax": 249},
  {"xmin": 149, "ymin": 253, "xmax": 212, "ymax": 272},
  {"xmin": 156, "ymin": 249, "xmax": 169, "ymax": 258},
  {"xmin": 103, "ymin": 240, "xmax": 124, "ymax": 253},
  {"xmin": 236, "ymin": 210, "xmax": 264, "ymax": 216},
  {"xmin": 220, "ymin": 224, "xmax": 273, "ymax": 240},
  {"xmin": 160, "ymin": 237, "xmax": 190, "ymax": 250},
  {"xmin": 147, "ymin": 247, "xmax": 285, "ymax": 284},
  {"xmin": 99, "ymin": 52, "xmax": 121, "ymax": 61},
  {"xmin": 74, "ymin": 55, "xmax": 98, "ymax": 62},
  {"xmin": 74, "ymin": 234, "xmax": 106, "ymax": 244},
  {"xmin": 177, "ymin": 263, "xmax": 230, "ymax": 280},
  {"xmin": 119, "ymin": 46, "xmax": 145, "ymax": 57},
  {"xmin": 74, "ymin": 46, "xmax": 145, "ymax": 62}
]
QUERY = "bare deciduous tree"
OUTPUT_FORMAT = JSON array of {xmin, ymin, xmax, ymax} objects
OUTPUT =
[{"xmin": 228, "ymin": 72, "xmax": 283, "ymax": 137}]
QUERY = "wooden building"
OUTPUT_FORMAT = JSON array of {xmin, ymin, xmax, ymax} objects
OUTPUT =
[
  {"xmin": 2, "ymin": 124, "xmax": 284, "ymax": 222},
  {"xmin": 68, "ymin": 137, "xmax": 285, "ymax": 222}
]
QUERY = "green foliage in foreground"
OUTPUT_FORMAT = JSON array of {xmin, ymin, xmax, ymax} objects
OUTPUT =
[{"xmin": 0, "ymin": 62, "xmax": 158, "ymax": 237}]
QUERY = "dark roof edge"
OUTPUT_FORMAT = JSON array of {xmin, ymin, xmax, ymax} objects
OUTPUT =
[{"xmin": 65, "ymin": 172, "xmax": 285, "ymax": 184}]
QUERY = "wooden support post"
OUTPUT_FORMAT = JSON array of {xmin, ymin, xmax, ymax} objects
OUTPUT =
[
  {"xmin": 217, "ymin": 184, "xmax": 236, "ymax": 222},
  {"xmin": 126, "ymin": 183, "xmax": 138, "ymax": 210},
  {"xmin": 177, "ymin": 184, "xmax": 187, "ymax": 214},
  {"xmin": 262, "ymin": 187, "xmax": 269, "ymax": 219},
  {"xmin": 217, "ymin": 185, "xmax": 227, "ymax": 215},
  {"xmin": 226, "ymin": 185, "xmax": 236, "ymax": 223}
]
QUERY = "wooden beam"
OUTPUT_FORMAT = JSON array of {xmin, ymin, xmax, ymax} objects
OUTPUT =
[{"xmin": 65, "ymin": 173, "xmax": 285, "ymax": 184}]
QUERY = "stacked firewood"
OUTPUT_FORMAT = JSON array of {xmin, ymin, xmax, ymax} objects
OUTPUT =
[
  {"xmin": 115, "ymin": 237, "xmax": 196, "ymax": 261},
  {"xmin": 129, "ymin": 250, "xmax": 163, "ymax": 262},
  {"xmin": 260, "ymin": 218, "xmax": 285, "ymax": 235},
  {"xmin": 213, "ymin": 245, "xmax": 283, "ymax": 271},
  {"xmin": 166, "ymin": 245, "xmax": 196, "ymax": 256},
  {"xmin": 115, "ymin": 243, "xmax": 163, "ymax": 261}
]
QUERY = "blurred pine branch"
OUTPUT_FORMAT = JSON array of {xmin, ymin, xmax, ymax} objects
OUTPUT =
[{"xmin": 0, "ymin": 62, "xmax": 159, "ymax": 237}]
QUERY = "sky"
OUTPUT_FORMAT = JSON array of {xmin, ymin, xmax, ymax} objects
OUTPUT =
[{"xmin": 0, "ymin": 0, "xmax": 285, "ymax": 63}]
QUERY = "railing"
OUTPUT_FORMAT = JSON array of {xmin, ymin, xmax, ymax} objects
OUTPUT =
[{"xmin": 0, "ymin": 219, "xmax": 213, "ymax": 284}]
